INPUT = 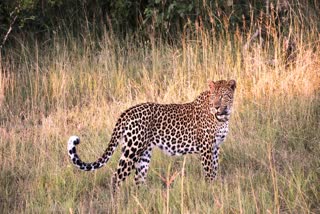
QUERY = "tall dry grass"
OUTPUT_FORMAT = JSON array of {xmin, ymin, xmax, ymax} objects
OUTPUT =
[{"xmin": 0, "ymin": 8, "xmax": 319, "ymax": 213}]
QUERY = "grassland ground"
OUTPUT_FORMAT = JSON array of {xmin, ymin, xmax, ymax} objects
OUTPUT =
[{"xmin": 0, "ymin": 20, "xmax": 320, "ymax": 213}]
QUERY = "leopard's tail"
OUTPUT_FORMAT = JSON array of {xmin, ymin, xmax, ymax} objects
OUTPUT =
[{"xmin": 67, "ymin": 131, "xmax": 120, "ymax": 171}]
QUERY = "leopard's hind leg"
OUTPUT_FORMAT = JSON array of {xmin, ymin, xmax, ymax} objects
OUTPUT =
[
  {"xmin": 112, "ymin": 147, "xmax": 135, "ymax": 191},
  {"xmin": 112, "ymin": 142, "xmax": 149, "ymax": 191},
  {"xmin": 134, "ymin": 145, "xmax": 154, "ymax": 186}
]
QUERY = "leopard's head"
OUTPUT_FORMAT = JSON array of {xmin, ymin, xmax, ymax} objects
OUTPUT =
[{"xmin": 209, "ymin": 79, "xmax": 236, "ymax": 122}]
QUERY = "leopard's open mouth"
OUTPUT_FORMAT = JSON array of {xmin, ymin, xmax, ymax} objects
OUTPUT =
[
  {"xmin": 215, "ymin": 113, "xmax": 230, "ymax": 122},
  {"xmin": 216, "ymin": 112, "xmax": 230, "ymax": 116}
]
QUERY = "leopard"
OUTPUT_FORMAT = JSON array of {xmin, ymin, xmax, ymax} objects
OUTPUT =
[{"xmin": 67, "ymin": 79, "xmax": 236, "ymax": 190}]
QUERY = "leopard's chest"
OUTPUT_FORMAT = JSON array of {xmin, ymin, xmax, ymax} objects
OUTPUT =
[{"xmin": 214, "ymin": 123, "xmax": 229, "ymax": 147}]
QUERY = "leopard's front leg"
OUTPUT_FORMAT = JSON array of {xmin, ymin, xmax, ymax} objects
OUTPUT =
[
  {"xmin": 212, "ymin": 145, "xmax": 220, "ymax": 177},
  {"xmin": 200, "ymin": 142, "xmax": 220, "ymax": 181}
]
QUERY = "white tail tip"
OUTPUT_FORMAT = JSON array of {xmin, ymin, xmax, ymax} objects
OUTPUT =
[{"xmin": 68, "ymin": 135, "xmax": 80, "ymax": 151}]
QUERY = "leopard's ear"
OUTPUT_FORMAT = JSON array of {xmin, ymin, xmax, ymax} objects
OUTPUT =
[
  {"xmin": 228, "ymin": 79, "xmax": 236, "ymax": 91},
  {"xmin": 208, "ymin": 80, "xmax": 215, "ymax": 91}
]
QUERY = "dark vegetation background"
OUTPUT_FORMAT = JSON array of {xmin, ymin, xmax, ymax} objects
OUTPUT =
[{"xmin": 1, "ymin": 0, "xmax": 319, "ymax": 48}]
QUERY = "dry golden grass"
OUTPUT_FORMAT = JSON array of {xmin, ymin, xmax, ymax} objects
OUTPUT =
[{"xmin": 0, "ymin": 13, "xmax": 319, "ymax": 213}]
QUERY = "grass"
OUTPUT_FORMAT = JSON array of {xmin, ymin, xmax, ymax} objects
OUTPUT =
[{"xmin": 1, "ymin": 11, "xmax": 320, "ymax": 213}]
